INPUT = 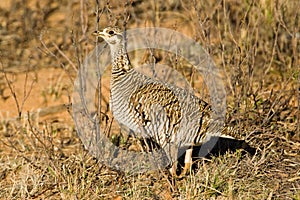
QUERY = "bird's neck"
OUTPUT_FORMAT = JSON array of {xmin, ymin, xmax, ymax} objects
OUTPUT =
[{"xmin": 110, "ymin": 43, "xmax": 133, "ymax": 77}]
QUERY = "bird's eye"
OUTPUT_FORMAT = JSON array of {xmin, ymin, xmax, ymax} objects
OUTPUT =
[{"xmin": 108, "ymin": 30, "xmax": 114, "ymax": 35}]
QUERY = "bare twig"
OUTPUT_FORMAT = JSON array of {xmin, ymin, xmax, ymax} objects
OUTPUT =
[
  {"xmin": 52, "ymin": 42, "xmax": 77, "ymax": 72},
  {"xmin": 1, "ymin": 64, "xmax": 21, "ymax": 117},
  {"xmin": 39, "ymin": 33, "xmax": 75, "ymax": 83},
  {"xmin": 1, "ymin": 61, "xmax": 36, "ymax": 118},
  {"xmin": 95, "ymin": 0, "xmax": 102, "ymax": 143},
  {"xmin": 21, "ymin": 63, "xmax": 37, "ymax": 113},
  {"xmin": 264, "ymin": 22, "xmax": 279, "ymax": 75}
]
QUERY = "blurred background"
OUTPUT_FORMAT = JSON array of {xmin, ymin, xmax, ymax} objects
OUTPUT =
[{"xmin": 0, "ymin": 0, "xmax": 299, "ymax": 199}]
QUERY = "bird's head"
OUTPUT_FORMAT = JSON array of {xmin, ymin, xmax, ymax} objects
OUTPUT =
[{"xmin": 93, "ymin": 27, "xmax": 123, "ymax": 46}]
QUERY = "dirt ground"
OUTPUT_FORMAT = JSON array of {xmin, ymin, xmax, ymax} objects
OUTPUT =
[{"xmin": 0, "ymin": 0, "xmax": 299, "ymax": 199}]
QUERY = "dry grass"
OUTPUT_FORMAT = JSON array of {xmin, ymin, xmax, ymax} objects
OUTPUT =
[{"xmin": 0, "ymin": 0, "xmax": 299, "ymax": 199}]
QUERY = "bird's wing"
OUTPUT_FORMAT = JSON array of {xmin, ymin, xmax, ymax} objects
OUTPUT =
[{"xmin": 129, "ymin": 82, "xmax": 182, "ymax": 143}]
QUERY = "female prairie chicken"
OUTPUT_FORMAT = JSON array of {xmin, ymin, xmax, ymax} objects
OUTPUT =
[{"xmin": 93, "ymin": 27, "xmax": 228, "ymax": 174}]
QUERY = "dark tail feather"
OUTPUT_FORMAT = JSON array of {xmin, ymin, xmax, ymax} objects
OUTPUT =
[{"xmin": 177, "ymin": 136, "xmax": 256, "ymax": 168}]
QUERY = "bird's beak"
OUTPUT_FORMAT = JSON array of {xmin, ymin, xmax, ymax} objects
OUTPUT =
[{"xmin": 92, "ymin": 30, "xmax": 104, "ymax": 37}]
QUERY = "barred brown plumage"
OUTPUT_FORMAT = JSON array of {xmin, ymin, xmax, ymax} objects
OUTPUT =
[{"xmin": 93, "ymin": 27, "xmax": 222, "ymax": 175}]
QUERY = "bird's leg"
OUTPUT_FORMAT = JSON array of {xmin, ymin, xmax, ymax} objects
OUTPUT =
[
  {"xmin": 169, "ymin": 161, "xmax": 178, "ymax": 176},
  {"xmin": 180, "ymin": 148, "xmax": 193, "ymax": 176},
  {"xmin": 166, "ymin": 143, "xmax": 179, "ymax": 176},
  {"xmin": 169, "ymin": 148, "xmax": 193, "ymax": 177}
]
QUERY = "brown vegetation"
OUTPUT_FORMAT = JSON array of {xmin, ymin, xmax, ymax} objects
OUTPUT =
[{"xmin": 0, "ymin": 0, "xmax": 299, "ymax": 199}]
